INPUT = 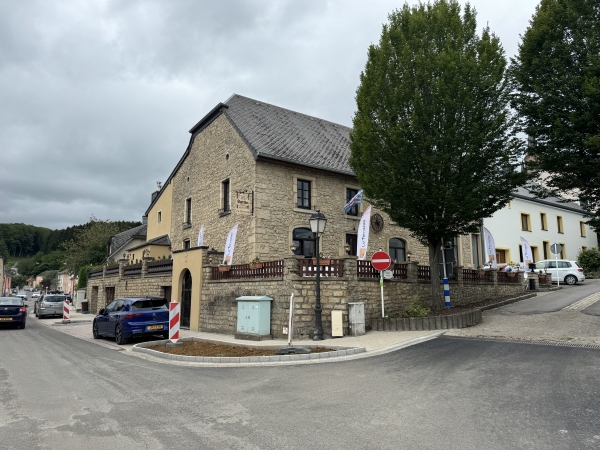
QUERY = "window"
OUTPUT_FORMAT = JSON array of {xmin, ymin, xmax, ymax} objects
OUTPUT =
[
  {"xmin": 389, "ymin": 238, "xmax": 406, "ymax": 263},
  {"xmin": 157, "ymin": 211, "xmax": 162, "ymax": 224},
  {"xmin": 346, "ymin": 234, "xmax": 357, "ymax": 256},
  {"xmin": 559, "ymin": 243, "xmax": 565, "ymax": 259},
  {"xmin": 540, "ymin": 213, "xmax": 547, "ymax": 230},
  {"xmin": 183, "ymin": 239, "xmax": 191, "ymax": 250},
  {"xmin": 471, "ymin": 234, "xmax": 480, "ymax": 268},
  {"xmin": 496, "ymin": 249, "xmax": 507, "ymax": 264},
  {"xmin": 543, "ymin": 241, "xmax": 550, "ymax": 259},
  {"xmin": 580, "ymin": 221, "xmax": 586, "ymax": 237},
  {"xmin": 297, "ymin": 179, "xmax": 311, "ymax": 209},
  {"xmin": 557, "ymin": 215, "xmax": 563, "ymax": 233},
  {"xmin": 558, "ymin": 261, "xmax": 571, "ymax": 268},
  {"xmin": 292, "ymin": 227, "xmax": 315, "ymax": 257},
  {"xmin": 520, "ymin": 213, "xmax": 531, "ymax": 231},
  {"xmin": 222, "ymin": 179, "xmax": 230, "ymax": 212},
  {"xmin": 346, "ymin": 188, "xmax": 359, "ymax": 216},
  {"xmin": 131, "ymin": 299, "xmax": 168, "ymax": 311},
  {"xmin": 185, "ymin": 198, "xmax": 192, "ymax": 224}
]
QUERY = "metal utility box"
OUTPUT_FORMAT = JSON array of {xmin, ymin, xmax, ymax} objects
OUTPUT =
[
  {"xmin": 348, "ymin": 302, "xmax": 365, "ymax": 336},
  {"xmin": 236, "ymin": 296, "xmax": 273, "ymax": 339},
  {"xmin": 331, "ymin": 310, "xmax": 343, "ymax": 337}
]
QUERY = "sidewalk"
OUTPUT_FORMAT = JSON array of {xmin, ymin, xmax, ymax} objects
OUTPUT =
[{"xmin": 35, "ymin": 305, "xmax": 443, "ymax": 357}]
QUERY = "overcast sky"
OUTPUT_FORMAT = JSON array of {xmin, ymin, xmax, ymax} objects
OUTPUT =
[{"xmin": 0, "ymin": 0, "xmax": 540, "ymax": 230}]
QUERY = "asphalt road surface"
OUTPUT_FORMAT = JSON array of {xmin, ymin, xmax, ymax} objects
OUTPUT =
[
  {"xmin": 1, "ymin": 315, "xmax": 600, "ymax": 449},
  {"xmin": 492, "ymin": 278, "xmax": 600, "ymax": 315}
]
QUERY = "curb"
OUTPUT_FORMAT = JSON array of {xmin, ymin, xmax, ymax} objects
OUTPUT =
[
  {"xmin": 371, "ymin": 293, "xmax": 537, "ymax": 332},
  {"xmin": 129, "ymin": 332, "xmax": 444, "ymax": 367}
]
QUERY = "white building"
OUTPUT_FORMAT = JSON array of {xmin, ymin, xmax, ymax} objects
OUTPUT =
[{"xmin": 481, "ymin": 188, "xmax": 598, "ymax": 266}]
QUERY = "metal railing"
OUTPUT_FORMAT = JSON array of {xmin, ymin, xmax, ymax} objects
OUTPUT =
[{"xmin": 417, "ymin": 265, "xmax": 430, "ymax": 280}]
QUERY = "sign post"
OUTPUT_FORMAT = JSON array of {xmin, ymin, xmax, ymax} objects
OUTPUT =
[
  {"xmin": 442, "ymin": 248, "xmax": 451, "ymax": 308},
  {"xmin": 550, "ymin": 243, "xmax": 562, "ymax": 287},
  {"xmin": 169, "ymin": 302, "xmax": 180, "ymax": 343},
  {"xmin": 371, "ymin": 251, "xmax": 391, "ymax": 318}
]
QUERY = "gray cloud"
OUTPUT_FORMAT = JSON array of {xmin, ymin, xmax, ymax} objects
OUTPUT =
[{"xmin": 0, "ymin": 0, "xmax": 540, "ymax": 229}]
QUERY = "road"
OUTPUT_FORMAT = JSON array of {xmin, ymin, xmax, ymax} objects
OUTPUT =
[
  {"xmin": 1, "ymin": 310, "xmax": 600, "ymax": 449},
  {"xmin": 492, "ymin": 278, "xmax": 600, "ymax": 315}
]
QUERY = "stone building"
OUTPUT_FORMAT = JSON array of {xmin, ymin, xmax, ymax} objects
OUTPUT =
[{"xmin": 145, "ymin": 94, "xmax": 473, "ymax": 265}]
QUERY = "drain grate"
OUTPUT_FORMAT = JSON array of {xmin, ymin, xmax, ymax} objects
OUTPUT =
[{"xmin": 442, "ymin": 336, "xmax": 600, "ymax": 350}]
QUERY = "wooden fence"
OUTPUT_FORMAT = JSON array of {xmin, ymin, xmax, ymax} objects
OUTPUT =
[
  {"xmin": 299, "ymin": 259, "xmax": 344, "ymax": 278},
  {"xmin": 211, "ymin": 260, "xmax": 284, "ymax": 281}
]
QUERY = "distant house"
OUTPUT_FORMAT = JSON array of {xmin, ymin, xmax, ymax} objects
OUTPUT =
[
  {"xmin": 482, "ymin": 187, "xmax": 598, "ymax": 266},
  {"xmin": 34, "ymin": 270, "xmax": 59, "ymax": 290},
  {"xmin": 125, "ymin": 234, "xmax": 171, "ymax": 263},
  {"xmin": 106, "ymin": 224, "xmax": 147, "ymax": 262}
]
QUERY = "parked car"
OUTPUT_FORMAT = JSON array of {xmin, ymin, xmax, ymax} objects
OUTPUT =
[
  {"xmin": 535, "ymin": 260, "xmax": 585, "ymax": 285},
  {"xmin": 32, "ymin": 292, "xmax": 40, "ymax": 298},
  {"xmin": 93, "ymin": 297, "xmax": 169, "ymax": 345},
  {"xmin": 0, "ymin": 297, "xmax": 28, "ymax": 329},
  {"xmin": 36, "ymin": 295, "xmax": 67, "ymax": 318},
  {"xmin": 16, "ymin": 291, "xmax": 27, "ymax": 300}
]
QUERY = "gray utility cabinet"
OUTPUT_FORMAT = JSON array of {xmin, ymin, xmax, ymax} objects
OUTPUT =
[
  {"xmin": 348, "ymin": 302, "xmax": 365, "ymax": 336},
  {"xmin": 236, "ymin": 296, "xmax": 273, "ymax": 338}
]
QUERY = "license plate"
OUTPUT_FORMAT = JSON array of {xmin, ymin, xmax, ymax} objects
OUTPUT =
[
  {"xmin": 147, "ymin": 325, "xmax": 163, "ymax": 331},
  {"xmin": 0, "ymin": 318, "xmax": 13, "ymax": 321}
]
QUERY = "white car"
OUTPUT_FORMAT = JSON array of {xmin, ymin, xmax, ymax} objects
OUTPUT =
[
  {"xmin": 535, "ymin": 260, "xmax": 585, "ymax": 285},
  {"xmin": 32, "ymin": 292, "xmax": 40, "ymax": 298}
]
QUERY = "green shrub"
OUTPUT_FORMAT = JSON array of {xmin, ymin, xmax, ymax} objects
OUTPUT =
[
  {"xmin": 77, "ymin": 266, "xmax": 90, "ymax": 289},
  {"xmin": 577, "ymin": 247, "xmax": 600, "ymax": 273},
  {"xmin": 404, "ymin": 295, "xmax": 430, "ymax": 318}
]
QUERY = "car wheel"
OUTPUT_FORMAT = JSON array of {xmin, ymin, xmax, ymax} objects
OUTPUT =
[
  {"xmin": 565, "ymin": 275, "xmax": 578, "ymax": 285},
  {"xmin": 92, "ymin": 321, "xmax": 101, "ymax": 339},
  {"xmin": 115, "ymin": 324, "xmax": 128, "ymax": 345}
]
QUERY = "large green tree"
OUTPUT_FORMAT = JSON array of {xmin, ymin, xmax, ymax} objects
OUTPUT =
[
  {"xmin": 62, "ymin": 216, "xmax": 122, "ymax": 274},
  {"xmin": 510, "ymin": 0, "xmax": 600, "ymax": 227},
  {"xmin": 349, "ymin": 0, "xmax": 527, "ymax": 310}
]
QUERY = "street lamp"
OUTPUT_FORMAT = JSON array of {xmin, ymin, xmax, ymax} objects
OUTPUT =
[
  {"xmin": 343, "ymin": 244, "xmax": 351, "ymax": 254},
  {"xmin": 407, "ymin": 251, "xmax": 413, "ymax": 261},
  {"xmin": 309, "ymin": 210, "xmax": 328, "ymax": 341}
]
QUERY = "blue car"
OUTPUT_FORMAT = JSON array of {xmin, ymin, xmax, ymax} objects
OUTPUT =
[{"xmin": 93, "ymin": 297, "xmax": 170, "ymax": 345}]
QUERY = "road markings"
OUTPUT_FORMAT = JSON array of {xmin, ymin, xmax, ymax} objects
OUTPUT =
[{"xmin": 562, "ymin": 292, "xmax": 600, "ymax": 311}]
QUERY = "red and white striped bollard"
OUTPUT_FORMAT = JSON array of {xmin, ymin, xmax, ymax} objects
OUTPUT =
[
  {"xmin": 62, "ymin": 299, "xmax": 71, "ymax": 323},
  {"xmin": 169, "ymin": 302, "xmax": 180, "ymax": 343}
]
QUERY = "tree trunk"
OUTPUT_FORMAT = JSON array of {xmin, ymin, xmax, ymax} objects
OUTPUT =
[{"xmin": 428, "ymin": 240, "xmax": 443, "ymax": 312}]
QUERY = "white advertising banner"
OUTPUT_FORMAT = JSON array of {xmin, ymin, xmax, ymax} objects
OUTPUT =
[
  {"xmin": 223, "ymin": 223, "xmax": 239, "ymax": 265},
  {"xmin": 357, "ymin": 206, "xmax": 372, "ymax": 260},
  {"xmin": 520, "ymin": 236, "xmax": 534, "ymax": 271},
  {"xmin": 483, "ymin": 227, "xmax": 497, "ymax": 268},
  {"xmin": 197, "ymin": 224, "xmax": 205, "ymax": 247}
]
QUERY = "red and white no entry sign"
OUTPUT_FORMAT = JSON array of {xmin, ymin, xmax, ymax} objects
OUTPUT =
[{"xmin": 371, "ymin": 251, "xmax": 391, "ymax": 271}]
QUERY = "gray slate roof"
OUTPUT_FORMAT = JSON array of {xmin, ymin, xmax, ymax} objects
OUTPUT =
[
  {"xmin": 127, "ymin": 234, "xmax": 171, "ymax": 251},
  {"xmin": 223, "ymin": 95, "xmax": 353, "ymax": 175},
  {"xmin": 513, "ymin": 187, "xmax": 585, "ymax": 214},
  {"xmin": 110, "ymin": 224, "xmax": 147, "ymax": 251}
]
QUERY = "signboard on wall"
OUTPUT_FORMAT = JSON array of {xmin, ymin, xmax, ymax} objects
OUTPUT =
[{"xmin": 236, "ymin": 190, "xmax": 253, "ymax": 214}]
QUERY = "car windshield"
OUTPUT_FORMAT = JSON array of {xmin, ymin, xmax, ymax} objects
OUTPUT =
[
  {"xmin": 44, "ymin": 296, "xmax": 66, "ymax": 302},
  {"xmin": 0, "ymin": 298, "xmax": 22, "ymax": 306},
  {"xmin": 130, "ymin": 299, "xmax": 168, "ymax": 311}
]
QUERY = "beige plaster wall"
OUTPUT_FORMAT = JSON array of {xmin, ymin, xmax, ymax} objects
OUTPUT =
[
  {"xmin": 147, "ymin": 182, "xmax": 173, "ymax": 241},
  {"xmin": 171, "ymin": 247, "xmax": 205, "ymax": 331}
]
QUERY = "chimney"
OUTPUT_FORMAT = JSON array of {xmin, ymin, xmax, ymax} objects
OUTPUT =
[
  {"xmin": 151, "ymin": 190, "xmax": 159, "ymax": 203},
  {"xmin": 142, "ymin": 215, "xmax": 148, "ymax": 225}
]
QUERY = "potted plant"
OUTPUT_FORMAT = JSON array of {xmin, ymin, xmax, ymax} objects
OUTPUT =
[
  {"xmin": 506, "ymin": 263, "xmax": 518, "ymax": 278},
  {"xmin": 249, "ymin": 257, "xmax": 263, "ymax": 270},
  {"xmin": 218, "ymin": 263, "xmax": 231, "ymax": 272},
  {"xmin": 312, "ymin": 253, "xmax": 331, "ymax": 266},
  {"xmin": 537, "ymin": 269, "xmax": 547, "ymax": 283}
]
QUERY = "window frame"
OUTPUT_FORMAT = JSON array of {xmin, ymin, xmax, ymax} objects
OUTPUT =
[
  {"xmin": 345, "ymin": 187, "xmax": 359, "ymax": 217},
  {"xmin": 183, "ymin": 239, "xmax": 191, "ymax": 250},
  {"xmin": 580, "ymin": 221, "xmax": 586, "ymax": 237},
  {"xmin": 184, "ymin": 197, "xmax": 192, "ymax": 225},
  {"xmin": 296, "ymin": 179, "xmax": 312, "ymax": 210},
  {"xmin": 557, "ymin": 215, "xmax": 564, "ymax": 233},
  {"xmin": 559, "ymin": 242, "xmax": 566, "ymax": 259},
  {"xmin": 222, "ymin": 178, "xmax": 231, "ymax": 213},
  {"xmin": 540, "ymin": 212, "xmax": 547, "ymax": 230},
  {"xmin": 389, "ymin": 238, "xmax": 406, "ymax": 263},
  {"xmin": 520, "ymin": 213, "xmax": 531, "ymax": 231},
  {"xmin": 157, "ymin": 210, "xmax": 162, "ymax": 224}
]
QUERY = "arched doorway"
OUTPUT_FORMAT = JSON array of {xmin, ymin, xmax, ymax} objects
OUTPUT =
[{"xmin": 181, "ymin": 269, "xmax": 192, "ymax": 328}]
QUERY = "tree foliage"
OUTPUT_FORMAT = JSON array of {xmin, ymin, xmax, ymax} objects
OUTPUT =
[
  {"xmin": 11, "ymin": 275, "xmax": 28, "ymax": 289},
  {"xmin": 63, "ymin": 217, "xmax": 127, "ymax": 274},
  {"xmin": 349, "ymin": 0, "xmax": 527, "ymax": 309},
  {"xmin": 509, "ymin": 0, "xmax": 600, "ymax": 228},
  {"xmin": 577, "ymin": 247, "xmax": 600, "ymax": 273}
]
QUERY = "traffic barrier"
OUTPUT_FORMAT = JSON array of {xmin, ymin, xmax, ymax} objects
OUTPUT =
[
  {"xmin": 63, "ymin": 300, "xmax": 71, "ymax": 323},
  {"xmin": 169, "ymin": 302, "xmax": 180, "ymax": 343}
]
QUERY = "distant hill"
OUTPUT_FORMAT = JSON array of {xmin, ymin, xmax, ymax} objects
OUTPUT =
[{"xmin": 0, "ymin": 220, "xmax": 141, "ymax": 264}]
